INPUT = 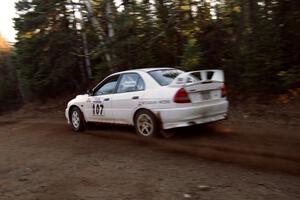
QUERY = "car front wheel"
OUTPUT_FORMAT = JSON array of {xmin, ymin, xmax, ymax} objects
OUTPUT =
[
  {"xmin": 134, "ymin": 110, "xmax": 158, "ymax": 137},
  {"xmin": 70, "ymin": 107, "xmax": 85, "ymax": 132}
]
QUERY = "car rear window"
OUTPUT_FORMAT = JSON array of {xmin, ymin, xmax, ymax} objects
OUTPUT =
[{"xmin": 148, "ymin": 69, "xmax": 183, "ymax": 86}]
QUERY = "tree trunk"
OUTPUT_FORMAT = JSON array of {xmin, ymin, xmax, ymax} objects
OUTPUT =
[
  {"xmin": 70, "ymin": 0, "xmax": 91, "ymax": 81},
  {"xmin": 76, "ymin": 1, "xmax": 93, "ymax": 80},
  {"xmin": 83, "ymin": 0, "xmax": 114, "ymax": 72},
  {"xmin": 106, "ymin": 1, "xmax": 115, "ymax": 38}
]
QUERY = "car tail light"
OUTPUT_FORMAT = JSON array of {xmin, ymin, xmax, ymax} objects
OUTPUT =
[
  {"xmin": 221, "ymin": 84, "xmax": 227, "ymax": 98},
  {"xmin": 173, "ymin": 88, "xmax": 191, "ymax": 103}
]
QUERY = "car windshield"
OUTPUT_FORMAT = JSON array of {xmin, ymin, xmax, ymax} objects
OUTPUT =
[{"xmin": 148, "ymin": 69, "xmax": 183, "ymax": 86}]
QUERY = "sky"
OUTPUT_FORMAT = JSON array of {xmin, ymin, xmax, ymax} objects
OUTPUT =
[{"xmin": 0, "ymin": 0, "xmax": 18, "ymax": 42}]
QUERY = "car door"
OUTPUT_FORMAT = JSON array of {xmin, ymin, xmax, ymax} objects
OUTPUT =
[
  {"xmin": 85, "ymin": 75, "xmax": 120, "ymax": 123},
  {"xmin": 111, "ymin": 73, "xmax": 145, "ymax": 124}
]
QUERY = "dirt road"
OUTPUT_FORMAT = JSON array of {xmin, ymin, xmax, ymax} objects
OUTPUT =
[{"xmin": 0, "ymin": 110, "xmax": 299, "ymax": 200}]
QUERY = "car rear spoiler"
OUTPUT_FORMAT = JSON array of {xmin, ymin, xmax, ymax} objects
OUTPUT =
[{"xmin": 170, "ymin": 69, "xmax": 224, "ymax": 86}]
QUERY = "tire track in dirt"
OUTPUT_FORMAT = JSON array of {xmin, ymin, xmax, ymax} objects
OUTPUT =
[
  {"xmin": 81, "ymin": 124, "xmax": 300, "ymax": 175},
  {"xmin": 1, "ymin": 118, "xmax": 300, "ymax": 175}
]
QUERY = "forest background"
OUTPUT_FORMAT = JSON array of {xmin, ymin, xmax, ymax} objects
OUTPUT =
[{"xmin": 0, "ymin": 0, "xmax": 299, "ymax": 112}]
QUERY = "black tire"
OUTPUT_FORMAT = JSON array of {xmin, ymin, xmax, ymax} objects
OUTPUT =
[
  {"xmin": 69, "ymin": 107, "xmax": 85, "ymax": 132},
  {"xmin": 134, "ymin": 110, "xmax": 159, "ymax": 137}
]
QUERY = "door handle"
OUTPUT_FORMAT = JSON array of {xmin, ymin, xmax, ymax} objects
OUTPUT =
[
  {"xmin": 104, "ymin": 98, "xmax": 110, "ymax": 101},
  {"xmin": 132, "ymin": 96, "xmax": 139, "ymax": 100}
]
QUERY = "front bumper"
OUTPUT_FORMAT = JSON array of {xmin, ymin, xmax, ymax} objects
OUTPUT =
[
  {"xmin": 65, "ymin": 108, "xmax": 70, "ymax": 124},
  {"xmin": 157, "ymin": 100, "xmax": 228, "ymax": 129}
]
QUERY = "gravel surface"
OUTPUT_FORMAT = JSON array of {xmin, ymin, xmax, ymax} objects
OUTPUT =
[{"xmin": 0, "ymin": 111, "xmax": 299, "ymax": 200}]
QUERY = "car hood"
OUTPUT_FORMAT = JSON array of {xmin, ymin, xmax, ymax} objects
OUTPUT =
[
  {"xmin": 68, "ymin": 94, "xmax": 89, "ymax": 106},
  {"xmin": 75, "ymin": 94, "xmax": 89, "ymax": 100}
]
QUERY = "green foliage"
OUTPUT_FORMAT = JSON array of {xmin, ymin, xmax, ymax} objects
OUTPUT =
[
  {"xmin": 14, "ymin": 0, "xmax": 85, "ymax": 100},
  {"xmin": 181, "ymin": 39, "xmax": 201, "ymax": 71},
  {"xmin": 0, "ymin": 80, "xmax": 9, "ymax": 101},
  {"xmin": 12, "ymin": 0, "xmax": 300, "ymax": 101},
  {"xmin": 0, "ymin": 41, "xmax": 21, "ymax": 111}
]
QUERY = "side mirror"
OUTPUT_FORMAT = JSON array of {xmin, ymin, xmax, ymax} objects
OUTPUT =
[{"xmin": 87, "ymin": 89, "xmax": 94, "ymax": 96}]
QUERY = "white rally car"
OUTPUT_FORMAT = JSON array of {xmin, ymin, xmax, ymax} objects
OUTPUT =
[{"xmin": 65, "ymin": 68, "xmax": 228, "ymax": 137}]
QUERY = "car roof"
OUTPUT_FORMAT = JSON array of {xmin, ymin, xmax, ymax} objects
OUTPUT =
[{"xmin": 111, "ymin": 67, "xmax": 177, "ymax": 75}]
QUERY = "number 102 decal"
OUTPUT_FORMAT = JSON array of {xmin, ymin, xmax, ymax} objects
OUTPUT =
[{"xmin": 92, "ymin": 104, "xmax": 104, "ymax": 116}]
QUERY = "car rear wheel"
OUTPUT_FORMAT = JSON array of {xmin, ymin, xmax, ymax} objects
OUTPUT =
[
  {"xmin": 70, "ymin": 107, "xmax": 85, "ymax": 132},
  {"xmin": 134, "ymin": 110, "xmax": 158, "ymax": 137}
]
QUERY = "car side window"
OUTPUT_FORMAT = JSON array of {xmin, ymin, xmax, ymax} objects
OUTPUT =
[
  {"xmin": 94, "ymin": 75, "xmax": 119, "ymax": 96},
  {"xmin": 117, "ymin": 73, "xmax": 145, "ymax": 93},
  {"xmin": 136, "ymin": 77, "xmax": 145, "ymax": 91}
]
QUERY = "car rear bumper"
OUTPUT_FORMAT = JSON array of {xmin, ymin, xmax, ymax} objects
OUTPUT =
[{"xmin": 157, "ymin": 100, "xmax": 228, "ymax": 129}]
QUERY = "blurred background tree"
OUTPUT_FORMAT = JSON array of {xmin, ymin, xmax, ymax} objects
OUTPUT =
[
  {"xmin": 0, "ymin": 34, "xmax": 21, "ymax": 112},
  {"xmin": 8, "ymin": 0, "xmax": 300, "ymax": 103}
]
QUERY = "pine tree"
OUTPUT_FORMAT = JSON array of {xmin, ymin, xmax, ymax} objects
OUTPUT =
[
  {"xmin": 14, "ymin": 0, "xmax": 85, "ymax": 100},
  {"xmin": 0, "ymin": 35, "xmax": 21, "ymax": 110},
  {"xmin": 12, "ymin": 0, "xmax": 300, "ymax": 101}
]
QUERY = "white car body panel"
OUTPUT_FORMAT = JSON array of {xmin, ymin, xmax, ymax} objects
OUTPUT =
[
  {"xmin": 111, "ymin": 90, "xmax": 145, "ymax": 124},
  {"xmin": 86, "ymin": 94, "xmax": 114, "ymax": 122},
  {"xmin": 65, "ymin": 68, "xmax": 229, "ymax": 130}
]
